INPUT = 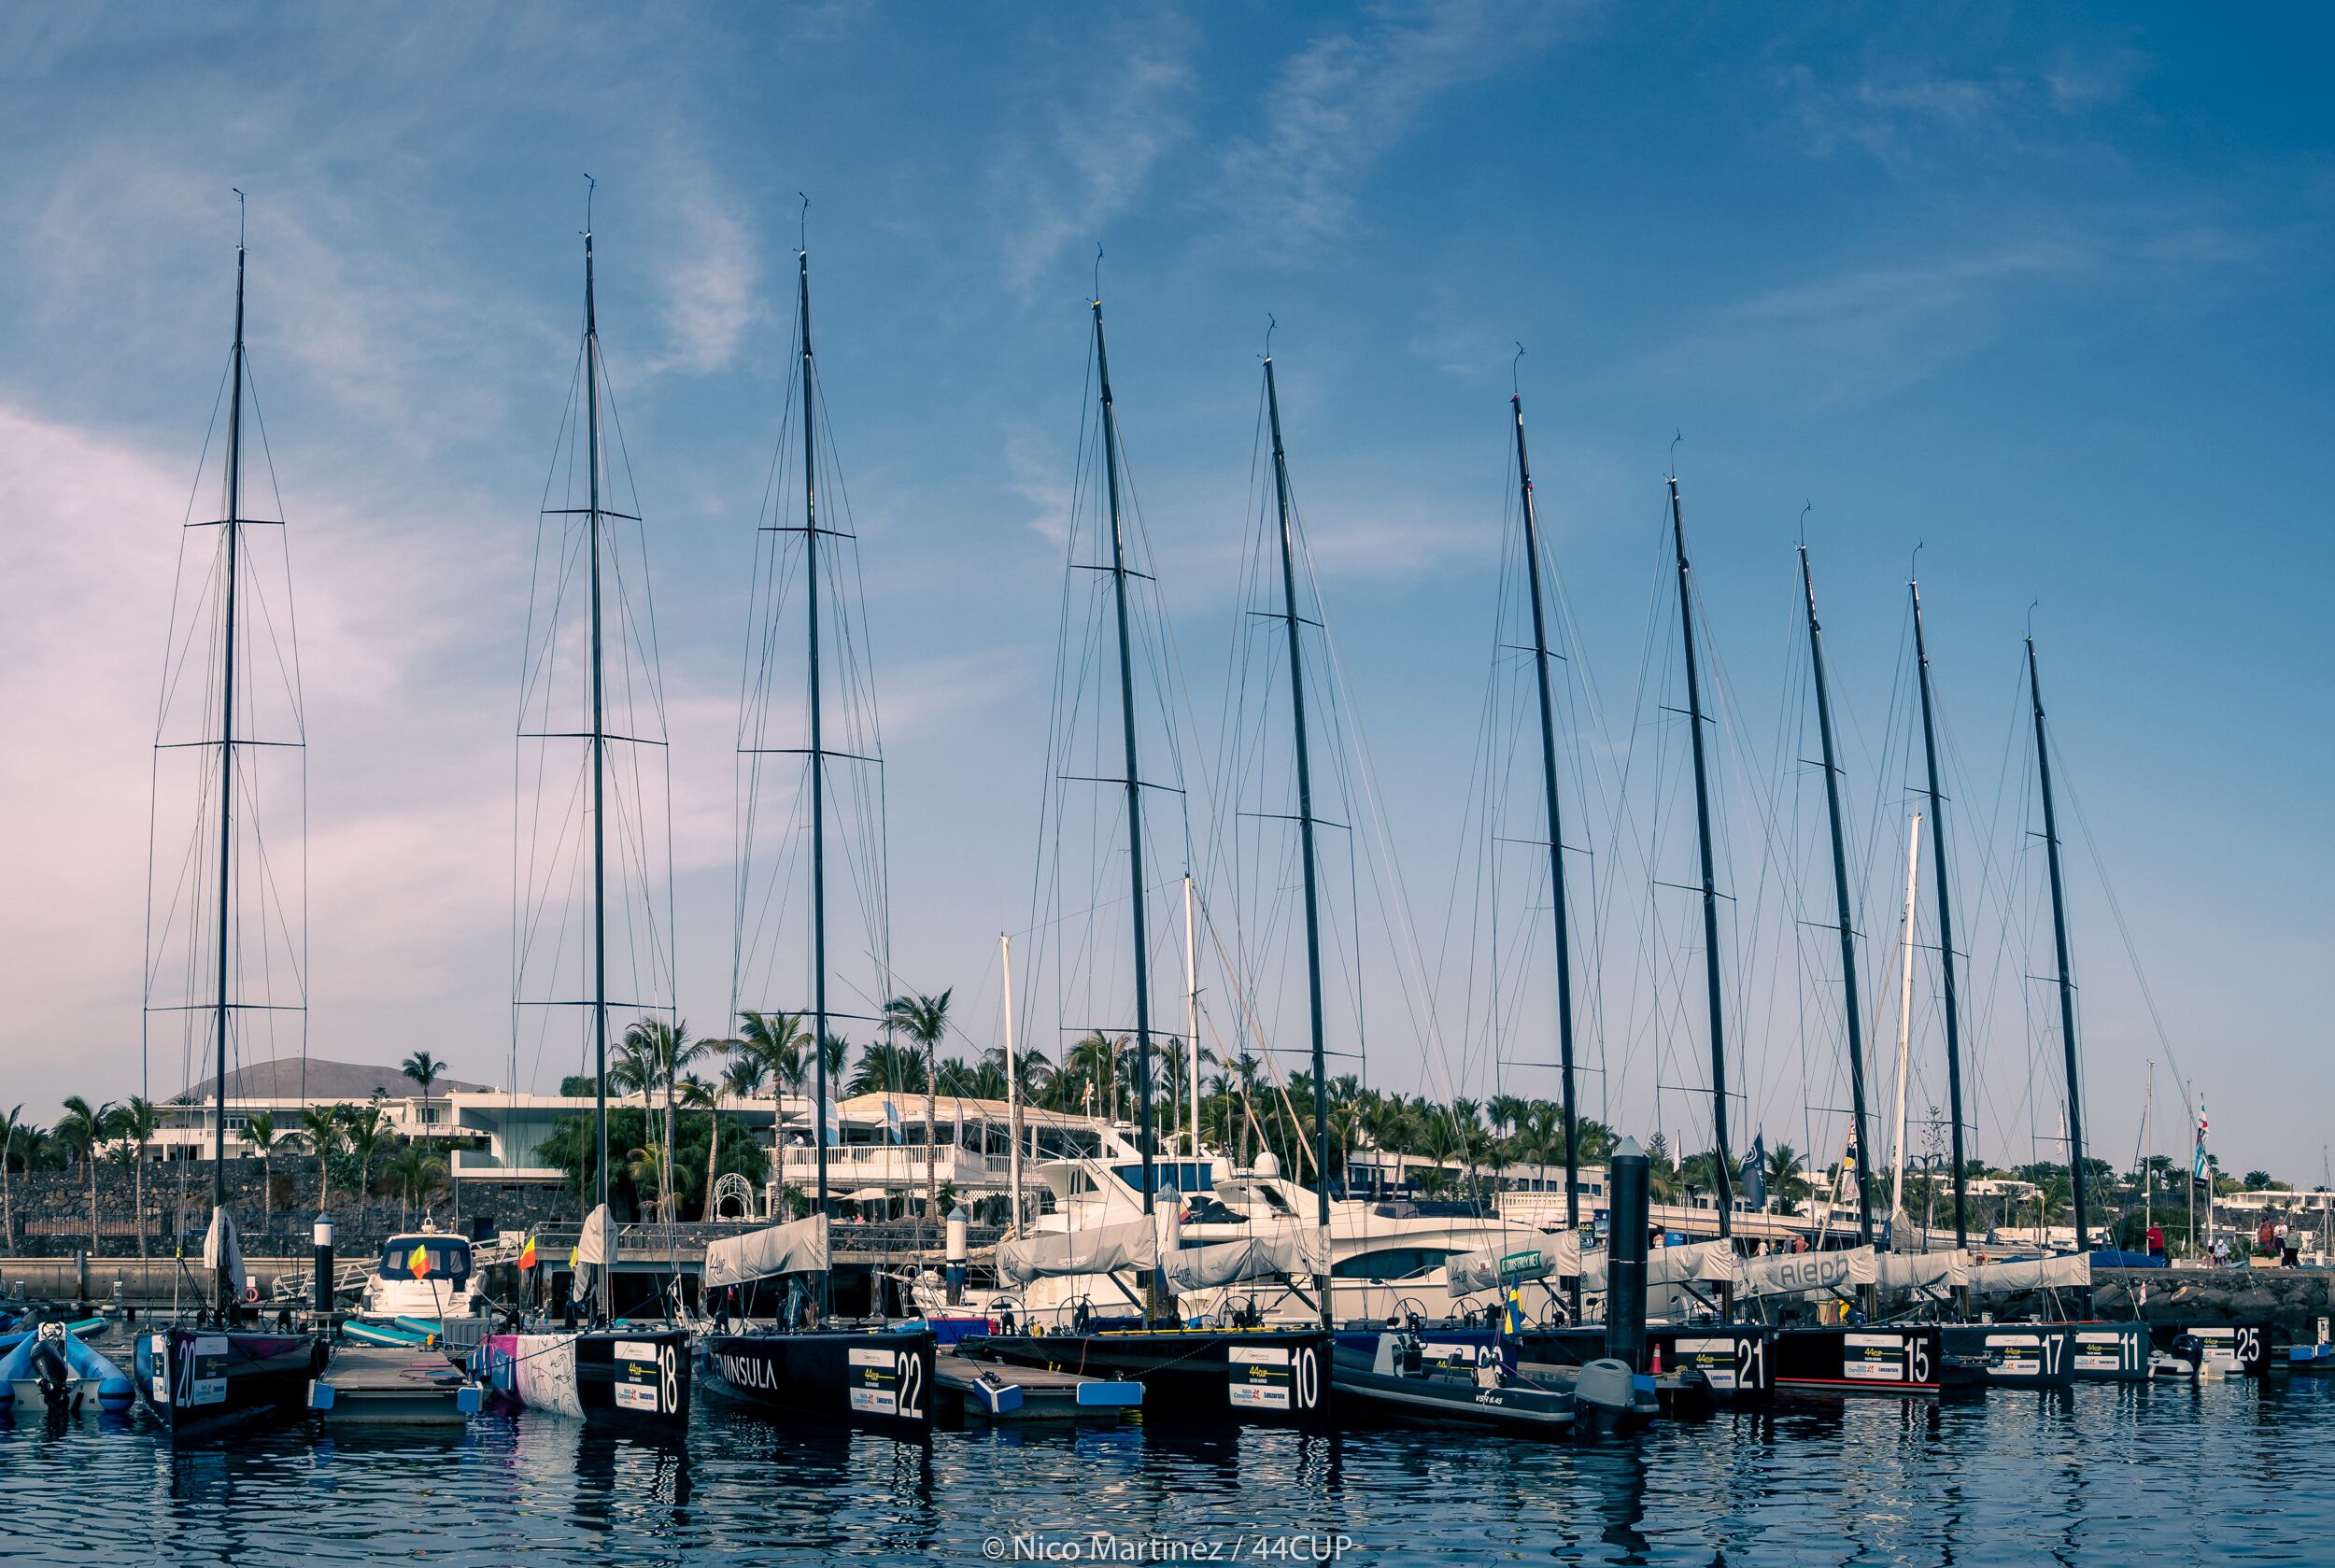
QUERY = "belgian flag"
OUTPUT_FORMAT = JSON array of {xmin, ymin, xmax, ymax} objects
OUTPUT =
[{"xmin": 517, "ymin": 1235, "xmax": 538, "ymax": 1272}]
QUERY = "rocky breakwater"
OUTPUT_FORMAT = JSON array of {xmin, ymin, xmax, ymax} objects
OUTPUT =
[
  {"xmin": 1964, "ymin": 1268, "xmax": 2331, "ymax": 1341},
  {"xmin": 2084, "ymin": 1267, "xmax": 2333, "ymax": 1341}
]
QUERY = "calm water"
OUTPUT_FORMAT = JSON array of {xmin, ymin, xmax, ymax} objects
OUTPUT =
[{"xmin": 4, "ymin": 1378, "xmax": 2329, "ymax": 1566}]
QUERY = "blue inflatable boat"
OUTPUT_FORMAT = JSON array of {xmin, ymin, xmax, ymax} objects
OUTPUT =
[{"xmin": 0, "ymin": 1321, "xmax": 135, "ymax": 1419}]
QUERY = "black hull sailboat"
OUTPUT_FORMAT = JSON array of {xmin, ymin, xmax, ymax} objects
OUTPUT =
[
  {"xmin": 957, "ymin": 1325, "xmax": 1331, "ymax": 1424},
  {"xmin": 135, "ymin": 1327, "xmax": 324, "ymax": 1438},
  {"xmin": 704, "ymin": 216, "xmax": 933, "ymax": 1437},
  {"xmin": 701, "ymin": 1328, "xmax": 937, "ymax": 1432},
  {"xmin": 496, "ymin": 189, "xmax": 692, "ymax": 1434},
  {"xmin": 135, "ymin": 200, "xmax": 323, "ymax": 1437},
  {"xmin": 474, "ymin": 1324, "xmax": 693, "ymax": 1423}
]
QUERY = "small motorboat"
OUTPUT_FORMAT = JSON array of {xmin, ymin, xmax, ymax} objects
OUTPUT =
[
  {"xmin": 357, "ymin": 1229, "xmax": 488, "ymax": 1329},
  {"xmin": 2150, "ymin": 1334, "xmax": 2216, "ymax": 1381},
  {"xmin": 1332, "ymin": 1328, "xmax": 1579, "ymax": 1434},
  {"xmin": 0, "ymin": 1320, "xmax": 136, "ymax": 1420}
]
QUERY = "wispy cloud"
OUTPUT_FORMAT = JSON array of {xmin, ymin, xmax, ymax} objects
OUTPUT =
[
  {"xmin": 987, "ymin": 8, "xmax": 1198, "ymax": 295},
  {"xmin": 1004, "ymin": 421, "xmax": 1076, "ymax": 544},
  {"xmin": 1774, "ymin": 44, "xmax": 2151, "ymax": 173},
  {"xmin": 643, "ymin": 150, "xmax": 763, "ymax": 376},
  {"xmin": 1216, "ymin": 0, "xmax": 1582, "ymax": 258}
]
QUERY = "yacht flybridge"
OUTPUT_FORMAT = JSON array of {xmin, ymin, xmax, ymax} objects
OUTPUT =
[{"xmin": 995, "ymin": 1122, "xmax": 1542, "ymax": 1329}]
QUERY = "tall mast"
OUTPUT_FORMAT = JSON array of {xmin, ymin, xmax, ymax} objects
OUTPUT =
[
  {"xmin": 798, "ymin": 241, "xmax": 834, "ymax": 1316},
  {"xmin": 1263, "ymin": 354, "xmax": 1335, "ymax": 1335},
  {"xmin": 2027, "ymin": 636, "xmax": 2090, "ymax": 1255},
  {"xmin": 1908, "ymin": 584, "xmax": 1971, "ymax": 1252},
  {"xmin": 1667, "ymin": 477, "xmax": 1734, "ymax": 1241},
  {"xmin": 582, "ymin": 209, "xmax": 614, "ymax": 1321},
  {"xmin": 1001, "ymin": 932, "xmax": 1024, "ymax": 1236},
  {"xmin": 1799, "ymin": 546, "xmax": 1876, "ymax": 1250},
  {"xmin": 212, "ymin": 204, "xmax": 248, "ymax": 1313},
  {"xmin": 1511, "ymin": 393, "xmax": 1582, "ymax": 1306},
  {"xmin": 1089, "ymin": 294, "xmax": 1162, "ymax": 1319},
  {"xmin": 1889, "ymin": 812, "xmax": 1923, "ymax": 1230},
  {"xmin": 1184, "ymin": 875, "xmax": 1202, "ymax": 1159}
]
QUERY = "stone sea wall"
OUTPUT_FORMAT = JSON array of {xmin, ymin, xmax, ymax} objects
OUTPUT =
[{"xmin": 0, "ymin": 1159, "xmax": 587, "ymax": 1257}]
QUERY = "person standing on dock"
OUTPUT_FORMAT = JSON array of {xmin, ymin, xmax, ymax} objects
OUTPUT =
[{"xmin": 2146, "ymin": 1222, "xmax": 2166, "ymax": 1260}]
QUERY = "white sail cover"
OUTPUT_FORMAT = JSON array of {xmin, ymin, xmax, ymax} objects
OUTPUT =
[
  {"xmin": 1738, "ymin": 1246, "xmax": 1878, "ymax": 1299},
  {"xmin": 1165, "ymin": 1230, "xmax": 1331, "ymax": 1291},
  {"xmin": 1876, "ymin": 1250, "xmax": 1970, "ymax": 1293},
  {"xmin": 998, "ymin": 1218, "xmax": 1159, "ymax": 1286},
  {"xmin": 203, "ymin": 1207, "xmax": 248, "ymax": 1301},
  {"xmin": 1579, "ymin": 1239, "xmax": 1741, "ymax": 1293},
  {"xmin": 1966, "ymin": 1253, "xmax": 2090, "ymax": 1295},
  {"xmin": 1445, "ymin": 1234, "xmax": 1584, "ymax": 1295},
  {"xmin": 703, "ymin": 1214, "xmax": 830, "ymax": 1287},
  {"xmin": 572, "ymin": 1203, "xmax": 617, "ymax": 1305}
]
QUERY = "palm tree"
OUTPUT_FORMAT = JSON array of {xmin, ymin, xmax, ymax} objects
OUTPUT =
[
  {"xmin": 740, "ymin": 1010, "xmax": 807, "ymax": 1095},
  {"xmin": 626, "ymin": 1143, "xmax": 684, "ymax": 1217},
  {"xmin": 382, "ymin": 1142, "xmax": 446, "ymax": 1227},
  {"xmin": 848, "ymin": 1040, "xmax": 928, "ymax": 1096},
  {"xmin": 344, "ymin": 1101, "xmax": 389, "ymax": 1231},
  {"xmin": 1645, "ymin": 1134, "xmax": 1681, "ymax": 1203},
  {"xmin": 243, "ymin": 1109, "xmax": 286, "ymax": 1234},
  {"xmin": 402, "ymin": 1051, "xmax": 446, "ymax": 1124},
  {"xmin": 56, "ymin": 1095, "xmax": 118, "ymax": 1245},
  {"xmin": 112, "ymin": 1096, "xmax": 161, "ymax": 1257},
  {"xmin": 619, "ymin": 1017, "xmax": 708, "ymax": 1223},
  {"xmin": 1064, "ymin": 1033, "xmax": 1123, "ymax": 1122},
  {"xmin": 0, "ymin": 1104, "xmax": 21, "ymax": 1249},
  {"xmin": 1764, "ymin": 1142, "xmax": 1811, "ymax": 1216},
  {"xmin": 403, "ymin": 1050, "xmax": 452, "ymax": 1215},
  {"xmin": 1417, "ymin": 1115, "xmax": 1462, "ymax": 1195},
  {"xmin": 300, "ymin": 1104, "xmax": 346, "ymax": 1219},
  {"xmin": 737, "ymin": 1010, "xmax": 806, "ymax": 1187},
  {"xmin": 1680, "ymin": 1151, "xmax": 1720, "ymax": 1212},
  {"xmin": 884, "ymin": 990, "xmax": 955, "ymax": 1225}
]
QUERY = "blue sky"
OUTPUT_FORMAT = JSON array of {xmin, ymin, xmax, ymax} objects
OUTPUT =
[{"xmin": 1, "ymin": 3, "xmax": 2328, "ymax": 1179}]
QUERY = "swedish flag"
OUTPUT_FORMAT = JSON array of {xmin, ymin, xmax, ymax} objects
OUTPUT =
[{"xmin": 1503, "ymin": 1284, "xmax": 1524, "ymax": 1338}]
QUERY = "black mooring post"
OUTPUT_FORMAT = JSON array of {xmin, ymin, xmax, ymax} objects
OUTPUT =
[{"xmin": 1607, "ymin": 1137, "xmax": 1651, "ymax": 1372}]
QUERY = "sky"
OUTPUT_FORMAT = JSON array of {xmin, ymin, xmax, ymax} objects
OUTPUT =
[{"xmin": 1, "ymin": 3, "xmax": 2328, "ymax": 1180}]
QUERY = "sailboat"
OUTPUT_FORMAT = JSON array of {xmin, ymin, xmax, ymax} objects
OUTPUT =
[
  {"xmin": 695, "ymin": 218, "xmax": 935, "ymax": 1434},
  {"xmin": 955, "ymin": 301, "xmax": 1334, "ymax": 1425},
  {"xmin": 2002, "ymin": 634, "xmax": 2158, "ymax": 1382},
  {"xmin": 473, "ymin": 200, "xmax": 692, "ymax": 1427},
  {"xmin": 133, "ymin": 203, "xmax": 328, "ymax": 1436},
  {"xmin": 1759, "ymin": 554, "xmax": 1976, "ymax": 1397}
]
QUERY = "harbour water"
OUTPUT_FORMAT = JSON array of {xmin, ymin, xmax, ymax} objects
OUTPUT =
[{"xmin": 4, "ymin": 1377, "xmax": 2330, "ymax": 1565}]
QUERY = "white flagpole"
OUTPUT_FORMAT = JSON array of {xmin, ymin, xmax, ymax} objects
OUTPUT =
[
  {"xmin": 1001, "ymin": 931, "xmax": 1025, "ymax": 1238},
  {"xmin": 1183, "ymin": 875, "xmax": 1202, "ymax": 1158}
]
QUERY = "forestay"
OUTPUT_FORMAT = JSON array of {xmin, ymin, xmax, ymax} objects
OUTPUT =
[
  {"xmin": 1164, "ymin": 1230, "xmax": 1330, "ymax": 1291},
  {"xmin": 703, "ymin": 1214, "xmax": 831, "ymax": 1288},
  {"xmin": 1737, "ymin": 1246, "xmax": 1877, "ymax": 1299},
  {"xmin": 1966, "ymin": 1253, "xmax": 2090, "ymax": 1294},
  {"xmin": 998, "ymin": 1218, "xmax": 1160, "ymax": 1286},
  {"xmin": 1445, "ymin": 1233, "xmax": 1584, "ymax": 1295}
]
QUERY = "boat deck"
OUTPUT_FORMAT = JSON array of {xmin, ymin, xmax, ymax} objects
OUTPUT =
[
  {"xmin": 934, "ymin": 1352, "xmax": 1142, "ymax": 1421},
  {"xmin": 307, "ymin": 1344, "xmax": 481, "ymax": 1424}
]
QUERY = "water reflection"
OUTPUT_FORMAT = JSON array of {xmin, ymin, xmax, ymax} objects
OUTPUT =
[{"xmin": 8, "ymin": 1382, "xmax": 2335, "ymax": 1565}]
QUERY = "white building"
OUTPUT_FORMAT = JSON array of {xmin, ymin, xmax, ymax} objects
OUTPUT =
[{"xmin": 144, "ymin": 1057, "xmax": 1125, "ymax": 1218}]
